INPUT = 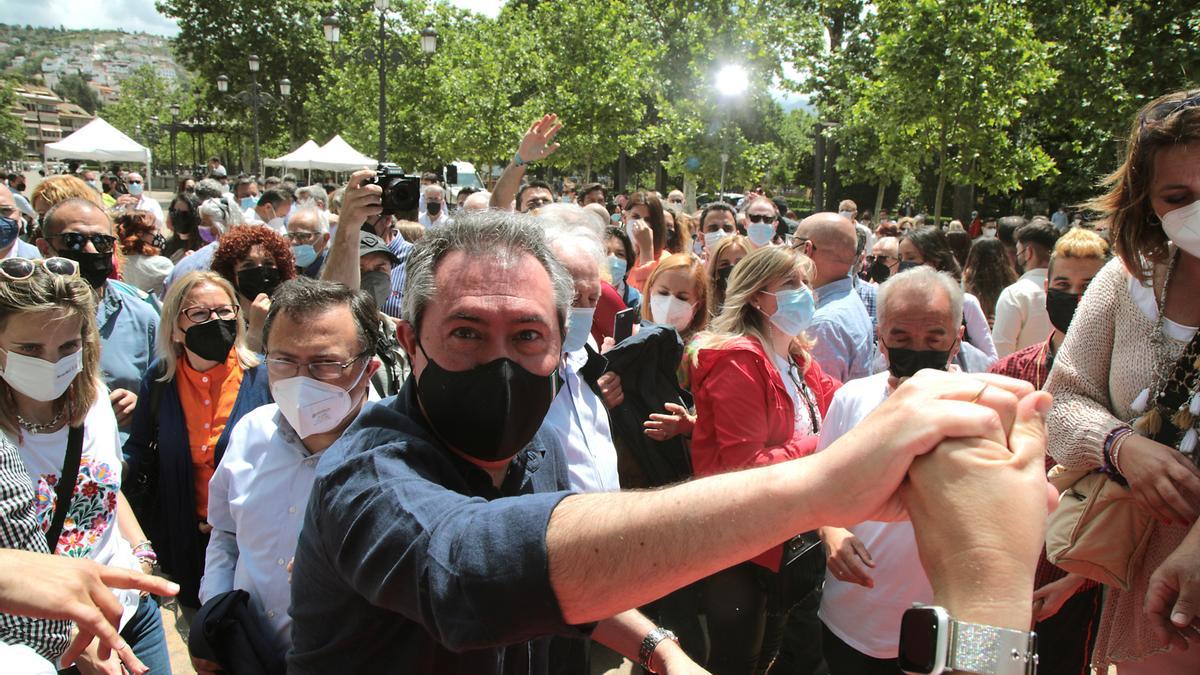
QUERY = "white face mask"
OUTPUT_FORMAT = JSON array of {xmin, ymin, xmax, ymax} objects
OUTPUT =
[
  {"xmin": 0, "ymin": 349, "xmax": 83, "ymax": 402},
  {"xmin": 1162, "ymin": 199, "xmax": 1200, "ymax": 258},
  {"xmin": 563, "ymin": 306, "xmax": 596, "ymax": 354},
  {"xmin": 982, "ymin": 227, "xmax": 997, "ymax": 238},
  {"xmin": 747, "ymin": 222, "xmax": 775, "ymax": 246},
  {"xmin": 266, "ymin": 216, "xmax": 286, "ymax": 232},
  {"xmin": 704, "ymin": 230, "xmax": 729, "ymax": 249},
  {"xmin": 271, "ymin": 364, "xmax": 368, "ymax": 438},
  {"xmin": 650, "ymin": 294, "xmax": 696, "ymax": 332}
]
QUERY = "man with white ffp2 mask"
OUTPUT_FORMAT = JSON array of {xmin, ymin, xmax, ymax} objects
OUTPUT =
[{"xmin": 195, "ymin": 277, "xmax": 382, "ymax": 669}]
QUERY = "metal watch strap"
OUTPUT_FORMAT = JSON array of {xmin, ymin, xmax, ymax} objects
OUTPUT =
[
  {"xmin": 638, "ymin": 626, "xmax": 678, "ymax": 673},
  {"xmin": 948, "ymin": 619, "xmax": 1038, "ymax": 675}
]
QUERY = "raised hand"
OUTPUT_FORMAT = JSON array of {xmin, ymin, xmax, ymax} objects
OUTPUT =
[{"xmin": 517, "ymin": 114, "xmax": 563, "ymax": 163}]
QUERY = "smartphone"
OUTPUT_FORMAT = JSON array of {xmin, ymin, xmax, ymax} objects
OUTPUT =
[{"xmin": 613, "ymin": 307, "xmax": 637, "ymax": 344}]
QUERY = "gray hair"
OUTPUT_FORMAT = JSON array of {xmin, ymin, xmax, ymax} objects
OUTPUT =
[
  {"xmin": 401, "ymin": 211, "xmax": 574, "ymax": 336},
  {"xmin": 297, "ymin": 184, "xmax": 328, "ymax": 208},
  {"xmin": 423, "ymin": 184, "xmax": 446, "ymax": 201},
  {"xmin": 329, "ymin": 187, "xmax": 345, "ymax": 214},
  {"xmin": 542, "ymin": 221, "xmax": 607, "ymax": 275},
  {"xmin": 535, "ymin": 203, "xmax": 605, "ymax": 239},
  {"xmin": 877, "ymin": 266, "xmax": 963, "ymax": 329},
  {"xmin": 288, "ymin": 205, "xmax": 329, "ymax": 233},
  {"xmin": 194, "ymin": 178, "xmax": 224, "ymax": 201},
  {"xmin": 199, "ymin": 196, "xmax": 243, "ymax": 233}
]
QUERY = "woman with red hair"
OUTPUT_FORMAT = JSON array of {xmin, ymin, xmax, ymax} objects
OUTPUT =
[
  {"xmin": 115, "ymin": 210, "xmax": 174, "ymax": 294},
  {"xmin": 210, "ymin": 227, "xmax": 295, "ymax": 352}
]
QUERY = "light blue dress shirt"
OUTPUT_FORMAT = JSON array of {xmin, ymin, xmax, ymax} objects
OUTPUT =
[
  {"xmin": 97, "ymin": 280, "xmax": 160, "ymax": 441},
  {"xmin": 807, "ymin": 276, "xmax": 876, "ymax": 383}
]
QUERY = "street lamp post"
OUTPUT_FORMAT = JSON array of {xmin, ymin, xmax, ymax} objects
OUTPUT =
[
  {"xmin": 719, "ymin": 153, "xmax": 729, "ymax": 202},
  {"xmin": 216, "ymin": 55, "xmax": 290, "ymax": 176},
  {"xmin": 167, "ymin": 103, "xmax": 180, "ymax": 178},
  {"xmin": 714, "ymin": 64, "xmax": 748, "ymax": 204},
  {"xmin": 323, "ymin": 1, "xmax": 438, "ymax": 163}
]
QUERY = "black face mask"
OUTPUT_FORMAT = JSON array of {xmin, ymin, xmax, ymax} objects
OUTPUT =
[
  {"xmin": 886, "ymin": 344, "xmax": 954, "ymax": 379},
  {"xmin": 415, "ymin": 342, "xmax": 559, "ymax": 462},
  {"xmin": 866, "ymin": 259, "xmax": 891, "ymax": 283},
  {"xmin": 171, "ymin": 209, "xmax": 198, "ymax": 234},
  {"xmin": 1045, "ymin": 288, "xmax": 1080, "ymax": 334},
  {"xmin": 897, "ymin": 260, "xmax": 921, "ymax": 273},
  {"xmin": 361, "ymin": 270, "xmax": 392, "ymax": 308},
  {"xmin": 184, "ymin": 318, "xmax": 238, "ymax": 362},
  {"xmin": 426, "ymin": 201, "xmax": 442, "ymax": 216},
  {"xmin": 151, "ymin": 233, "xmax": 166, "ymax": 249},
  {"xmin": 56, "ymin": 249, "xmax": 113, "ymax": 289},
  {"xmin": 236, "ymin": 266, "xmax": 282, "ymax": 300}
]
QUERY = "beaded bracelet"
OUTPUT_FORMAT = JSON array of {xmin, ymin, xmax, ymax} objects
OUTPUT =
[{"xmin": 1102, "ymin": 426, "xmax": 1133, "ymax": 485}]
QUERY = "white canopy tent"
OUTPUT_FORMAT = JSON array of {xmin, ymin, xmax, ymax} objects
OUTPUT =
[
  {"xmin": 44, "ymin": 117, "xmax": 153, "ymax": 187},
  {"xmin": 310, "ymin": 135, "xmax": 377, "ymax": 172},
  {"xmin": 264, "ymin": 139, "xmax": 321, "ymax": 170}
]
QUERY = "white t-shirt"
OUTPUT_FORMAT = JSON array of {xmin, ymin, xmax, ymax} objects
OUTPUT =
[
  {"xmin": 816, "ymin": 372, "xmax": 933, "ymax": 659},
  {"xmin": 17, "ymin": 386, "xmax": 140, "ymax": 630}
]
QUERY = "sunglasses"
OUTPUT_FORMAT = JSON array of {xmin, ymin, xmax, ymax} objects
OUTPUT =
[
  {"xmin": 1139, "ymin": 92, "xmax": 1200, "ymax": 131},
  {"xmin": 747, "ymin": 214, "xmax": 776, "ymax": 224},
  {"xmin": 0, "ymin": 256, "xmax": 80, "ymax": 281},
  {"xmin": 50, "ymin": 231, "xmax": 117, "ymax": 253}
]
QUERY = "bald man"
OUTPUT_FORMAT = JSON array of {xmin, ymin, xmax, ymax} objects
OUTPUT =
[
  {"xmin": 35, "ymin": 198, "xmax": 160, "ymax": 438},
  {"xmin": 794, "ymin": 212, "xmax": 876, "ymax": 381}
]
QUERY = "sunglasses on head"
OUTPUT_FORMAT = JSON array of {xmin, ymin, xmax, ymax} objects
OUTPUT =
[
  {"xmin": 50, "ymin": 231, "xmax": 117, "ymax": 253},
  {"xmin": 0, "ymin": 256, "xmax": 80, "ymax": 281},
  {"xmin": 1139, "ymin": 92, "xmax": 1200, "ymax": 131}
]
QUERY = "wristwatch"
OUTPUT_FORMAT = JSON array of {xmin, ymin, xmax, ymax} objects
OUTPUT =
[
  {"xmin": 512, "ymin": 151, "xmax": 527, "ymax": 167},
  {"xmin": 898, "ymin": 605, "xmax": 1038, "ymax": 675},
  {"xmin": 638, "ymin": 626, "xmax": 678, "ymax": 674}
]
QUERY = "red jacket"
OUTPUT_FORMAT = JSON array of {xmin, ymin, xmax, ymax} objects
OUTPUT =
[
  {"xmin": 690, "ymin": 335, "xmax": 841, "ymax": 570},
  {"xmin": 590, "ymin": 281, "xmax": 627, "ymax": 346}
]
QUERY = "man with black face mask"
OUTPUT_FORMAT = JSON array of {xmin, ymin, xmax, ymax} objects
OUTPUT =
[
  {"xmin": 35, "ymin": 198, "xmax": 160, "ymax": 439},
  {"xmin": 289, "ymin": 211, "xmax": 1050, "ymax": 675}
]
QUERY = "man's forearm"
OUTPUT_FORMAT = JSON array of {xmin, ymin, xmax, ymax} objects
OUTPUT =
[
  {"xmin": 548, "ymin": 457, "xmax": 825, "ymax": 624},
  {"xmin": 489, "ymin": 161, "xmax": 526, "ymax": 210},
  {"xmin": 320, "ymin": 219, "xmax": 361, "ymax": 289}
]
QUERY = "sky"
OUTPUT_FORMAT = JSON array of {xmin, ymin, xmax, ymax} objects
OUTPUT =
[{"xmin": 0, "ymin": 0, "xmax": 503, "ymax": 36}]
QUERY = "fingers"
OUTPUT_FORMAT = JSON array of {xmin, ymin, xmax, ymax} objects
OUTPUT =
[
  {"xmin": 116, "ymin": 641, "xmax": 148, "ymax": 675},
  {"xmin": 97, "ymin": 565, "xmax": 180, "ymax": 597},
  {"xmin": 850, "ymin": 537, "xmax": 875, "ymax": 567},
  {"xmin": 1007, "ymin": 391, "xmax": 1052, "ymax": 468},
  {"xmin": 346, "ymin": 168, "xmax": 375, "ymax": 190},
  {"xmin": 1146, "ymin": 573, "xmax": 1190, "ymax": 650},
  {"xmin": 906, "ymin": 399, "xmax": 1009, "ymax": 453},
  {"xmin": 663, "ymin": 402, "xmax": 688, "ymax": 415}
]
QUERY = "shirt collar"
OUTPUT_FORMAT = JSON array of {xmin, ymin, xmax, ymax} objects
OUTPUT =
[{"xmin": 814, "ymin": 276, "xmax": 854, "ymax": 303}]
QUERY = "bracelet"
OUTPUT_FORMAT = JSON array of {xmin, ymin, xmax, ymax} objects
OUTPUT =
[
  {"xmin": 1111, "ymin": 430, "xmax": 1134, "ymax": 478},
  {"xmin": 638, "ymin": 627, "xmax": 678, "ymax": 674},
  {"xmin": 512, "ymin": 151, "xmax": 527, "ymax": 168},
  {"xmin": 131, "ymin": 540, "xmax": 154, "ymax": 554},
  {"xmin": 1102, "ymin": 426, "xmax": 1133, "ymax": 485}
]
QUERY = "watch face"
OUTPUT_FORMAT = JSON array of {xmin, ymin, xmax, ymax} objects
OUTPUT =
[{"xmin": 898, "ymin": 607, "xmax": 939, "ymax": 673}]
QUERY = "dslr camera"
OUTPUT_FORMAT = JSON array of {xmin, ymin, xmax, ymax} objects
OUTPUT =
[{"xmin": 364, "ymin": 163, "xmax": 420, "ymax": 215}]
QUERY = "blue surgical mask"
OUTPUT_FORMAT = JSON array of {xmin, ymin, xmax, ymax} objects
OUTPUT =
[
  {"xmin": 764, "ymin": 287, "xmax": 816, "ymax": 337},
  {"xmin": 292, "ymin": 244, "xmax": 317, "ymax": 268},
  {"xmin": 563, "ymin": 306, "xmax": 595, "ymax": 353},
  {"xmin": 240, "ymin": 196, "xmax": 258, "ymax": 211},
  {"xmin": 127, "ymin": 182, "xmax": 143, "ymax": 196},
  {"xmin": 607, "ymin": 255, "xmax": 627, "ymax": 283},
  {"xmin": 0, "ymin": 215, "xmax": 18, "ymax": 250},
  {"xmin": 747, "ymin": 222, "xmax": 774, "ymax": 247}
]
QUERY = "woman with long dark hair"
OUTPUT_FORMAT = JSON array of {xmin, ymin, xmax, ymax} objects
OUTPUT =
[
  {"xmin": 962, "ymin": 237, "xmax": 1018, "ymax": 327},
  {"xmin": 162, "ymin": 192, "xmax": 204, "ymax": 262}
]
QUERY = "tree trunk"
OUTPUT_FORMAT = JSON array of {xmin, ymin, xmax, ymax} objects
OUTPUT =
[
  {"xmin": 934, "ymin": 144, "xmax": 948, "ymax": 227},
  {"xmin": 951, "ymin": 183, "xmax": 974, "ymax": 224},
  {"xmin": 874, "ymin": 180, "xmax": 887, "ymax": 222}
]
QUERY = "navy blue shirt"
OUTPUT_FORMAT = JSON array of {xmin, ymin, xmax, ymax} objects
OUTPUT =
[{"xmin": 288, "ymin": 378, "xmax": 582, "ymax": 674}]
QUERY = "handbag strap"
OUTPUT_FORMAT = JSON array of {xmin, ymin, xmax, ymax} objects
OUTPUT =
[{"xmin": 45, "ymin": 425, "xmax": 84, "ymax": 552}]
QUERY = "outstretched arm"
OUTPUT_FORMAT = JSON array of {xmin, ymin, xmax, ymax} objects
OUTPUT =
[{"xmin": 490, "ymin": 114, "xmax": 562, "ymax": 210}]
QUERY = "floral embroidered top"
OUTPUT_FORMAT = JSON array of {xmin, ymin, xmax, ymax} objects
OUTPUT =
[{"xmin": 16, "ymin": 383, "xmax": 141, "ymax": 632}]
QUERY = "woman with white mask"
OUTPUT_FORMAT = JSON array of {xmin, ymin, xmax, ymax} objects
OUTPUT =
[{"xmin": 0, "ymin": 259, "xmax": 171, "ymax": 674}]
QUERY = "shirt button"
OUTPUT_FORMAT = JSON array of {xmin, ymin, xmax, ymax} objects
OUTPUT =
[
  {"xmin": 201, "ymin": 376, "xmax": 209, "ymax": 383},
  {"xmin": 204, "ymin": 399, "xmax": 211, "ymax": 406},
  {"xmin": 288, "ymin": 506, "xmax": 297, "ymax": 514},
  {"xmin": 267, "ymin": 610, "xmax": 276, "ymax": 618},
  {"xmin": 203, "ymin": 423, "xmax": 210, "ymax": 429},
  {"xmin": 277, "ymin": 558, "xmax": 286, "ymax": 566},
  {"xmin": 201, "ymin": 444, "xmax": 208, "ymax": 452}
]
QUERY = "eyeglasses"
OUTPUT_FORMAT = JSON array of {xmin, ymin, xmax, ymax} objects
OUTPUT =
[
  {"xmin": 668, "ymin": 199, "xmax": 684, "ymax": 205},
  {"xmin": 523, "ymin": 197, "xmax": 552, "ymax": 211},
  {"xmin": 747, "ymin": 213, "xmax": 776, "ymax": 224},
  {"xmin": 49, "ymin": 231, "xmax": 117, "ymax": 253},
  {"xmin": 284, "ymin": 231, "xmax": 318, "ymax": 244},
  {"xmin": 181, "ymin": 304, "xmax": 239, "ymax": 324},
  {"xmin": 127, "ymin": 180, "xmax": 143, "ymax": 185},
  {"xmin": 0, "ymin": 257, "xmax": 80, "ymax": 281},
  {"xmin": 265, "ymin": 349, "xmax": 370, "ymax": 381},
  {"xmin": 865, "ymin": 254, "xmax": 896, "ymax": 264}
]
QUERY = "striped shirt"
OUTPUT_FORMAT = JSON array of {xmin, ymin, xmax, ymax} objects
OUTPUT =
[{"xmin": 379, "ymin": 234, "xmax": 413, "ymax": 319}]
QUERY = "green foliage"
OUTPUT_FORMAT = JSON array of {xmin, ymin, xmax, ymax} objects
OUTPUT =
[
  {"xmin": 0, "ymin": 79, "xmax": 26, "ymax": 161},
  {"xmin": 53, "ymin": 72, "xmax": 102, "ymax": 114},
  {"xmin": 101, "ymin": 65, "xmax": 180, "ymax": 167}
]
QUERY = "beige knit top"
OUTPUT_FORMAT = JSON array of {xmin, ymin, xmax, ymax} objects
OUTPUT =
[{"xmin": 1045, "ymin": 255, "xmax": 1194, "ymax": 669}]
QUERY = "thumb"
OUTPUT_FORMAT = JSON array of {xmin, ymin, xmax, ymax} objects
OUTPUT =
[
  {"xmin": 1008, "ymin": 391, "xmax": 1052, "ymax": 469},
  {"xmin": 664, "ymin": 402, "xmax": 687, "ymax": 415},
  {"xmin": 1171, "ymin": 584, "xmax": 1198, "ymax": 628}
]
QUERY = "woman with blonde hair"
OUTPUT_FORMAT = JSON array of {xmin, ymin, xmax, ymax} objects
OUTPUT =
[
  {"xmin": 123, "ymin": 271, "xmax": 271, "ymax": 625},
  {"xmin": 687, "ymin": 244, "xmax": 841, "ymax": 674},
  {"xmin": 1046, "ymin": 89, "xmax": 1200, "ymax": 672},
  {"xmin": 0, "ymin": 259, "xmax": 171, "ymax": 673},
  {"xmin": 641, "ymin": 253, "xmax": 710, "ymax": 343}
]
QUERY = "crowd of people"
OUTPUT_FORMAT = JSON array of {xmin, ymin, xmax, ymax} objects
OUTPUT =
[{"xmin": 0, "ymin": 91, "xmax": 1196, "ymax": 675}]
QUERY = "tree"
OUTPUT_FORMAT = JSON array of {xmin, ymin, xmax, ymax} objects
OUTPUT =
[
  {"xmin": 0, "ymin": 79, "xmax": 26, "ymax": 161},
  {"xmin": 53, "ymin": 72, "xmax": 102, "ymax": 114},
  {"xmin": 861, "ymin": 0, "xmax": 1056, "ymax": 224},
  {"xmin": 102, "ymin": 65, "xmax": 178, "ymax": 168}
]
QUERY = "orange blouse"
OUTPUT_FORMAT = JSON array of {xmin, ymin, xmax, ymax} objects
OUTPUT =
[{"xmin": 176, "ymin": 350, "xmax": 244, "ymax": 520}]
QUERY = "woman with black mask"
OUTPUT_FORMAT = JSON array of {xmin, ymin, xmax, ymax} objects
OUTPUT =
[
  {"xmin": 123, "ymin": 271, "xmax": 271, "ymax": 642},
  {"xmin": 162, "ymin": 192, "xmax": 204, "ymax": 262},
  {"xmin": 210, "ymin": 227, "xmax": 296, "ymax": 352}
]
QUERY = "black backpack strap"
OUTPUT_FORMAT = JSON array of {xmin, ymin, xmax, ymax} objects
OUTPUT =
[{"xmin": 46, "ymin": 425, "xmax": 84, "ymax": 552}]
